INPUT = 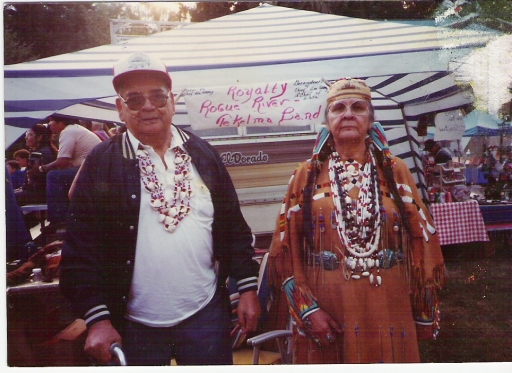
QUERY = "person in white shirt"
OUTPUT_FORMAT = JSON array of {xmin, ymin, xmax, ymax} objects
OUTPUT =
[{"xmin": 30, "ymin": 115, "xmax": 101, "ymax": 231}]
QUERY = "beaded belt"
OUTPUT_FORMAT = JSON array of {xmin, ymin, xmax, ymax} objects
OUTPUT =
[
  {"xmin": 309, "ymin": 251, "xmax": 340, "ymax": 271},
  {"xmin": 308, "ymin": 249, "xmax": 403, "ymax": 271}
]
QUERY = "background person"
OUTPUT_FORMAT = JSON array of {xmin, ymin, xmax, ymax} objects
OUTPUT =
[
  {"xmin": 15, "ymin": 124, "xmax": 56, "ymax": 206},
  {"xmin": 269, "ymin": 78, "xmax": 446, "ymax": 363},
  {"xmin": 59, "ymin": 52, "xmax": 261, "ymax": 366},
  {"xmin": 5, "ymin": 166, "xmax": 35, "ymax": 262},
  {"xmin": 6, "ymin": 160, "xmax": 25, "ymax": 190},
  {"xmin": 13, "ymin": 148, "xmax": 30, "ymax": 171},
  {"xmin": 91, "ymin": 121, "xmax": 111, "ymax": 141},
  {"xmin": 28, "ymin": 114, "xmax": 101, "ymax": 232},
  {"xmin": 423, "ymin": 139, "xmax": 453, "ymax": 164}
]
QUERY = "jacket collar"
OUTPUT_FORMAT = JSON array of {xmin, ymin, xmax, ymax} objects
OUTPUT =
[{"xmin": 122, "ymin": 125, "xmax": 190, "ymax": 160}]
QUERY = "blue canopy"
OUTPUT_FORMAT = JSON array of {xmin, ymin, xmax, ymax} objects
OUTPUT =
[{"xmin": 463, "ymin": 109, "xmax": 509, "ymax": 137}]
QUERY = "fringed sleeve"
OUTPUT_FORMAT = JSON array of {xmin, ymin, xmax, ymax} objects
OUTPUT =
[
  {"xmin": 393, "ymin": 158, "xmax": 446, "ymax": 339},
  {"xmin": 268, "ymin": 161, "xmax": 320, "ymax": 332},
  {"xmin": 268, "ymin": 161, "xmax": 309, "ymax": 287}
]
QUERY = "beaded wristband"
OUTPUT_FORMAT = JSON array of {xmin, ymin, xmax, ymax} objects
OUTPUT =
[{"xmin": 282, "ymin": 276, "xmax": 319, "ymax": 321}]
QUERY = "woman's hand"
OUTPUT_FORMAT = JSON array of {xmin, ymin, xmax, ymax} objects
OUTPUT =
[{"xmin": 306, "ymin": 309, "xmax": 343, "ymax": 345}]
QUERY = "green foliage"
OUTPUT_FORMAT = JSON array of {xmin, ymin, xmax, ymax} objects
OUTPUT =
[
  {"xmin": 432, "ymin": 0, "xmax": 512, "ymax": 31},
  {"xmin": 4, "ymin": 3, "xmax": 110, "ymax": 64},
  {"xmin": 275, "ymin": 0, "xmax": 443, "ymax": 20},
  {"xmin": 479, "ymin": 0, "xmax": 512, "ymax": 23},
  {"xmin": 188, "ymin": 1, "xmax": 259, "ymax": 22},
  {"xmin": 4, "ymin": 27, "xmax": 39, "ymax": 64},
  {"xmin": 3, "ymin": 2, "xmax": 189, "ymax": 65},
  {"xmin": 187, "ymin": 1, "xmax": 445, "ymax": 21}
]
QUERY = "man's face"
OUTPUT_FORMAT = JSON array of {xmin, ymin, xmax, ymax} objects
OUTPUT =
[
  {"xmin": 115, "ymin": 74, "xmax": 175, "ymax": 141},
  {"xmin": 49, "ymin": 120, "xmax": 66, "ymax": 135},
  {"xmin": 428, "ymin": 143, "xmax": 439, "ymax": 154}
]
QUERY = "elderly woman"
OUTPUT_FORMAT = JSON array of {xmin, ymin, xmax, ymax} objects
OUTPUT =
[{"xmin": 269, "ymin": 78, "xmax": 445, "ymax": 364}]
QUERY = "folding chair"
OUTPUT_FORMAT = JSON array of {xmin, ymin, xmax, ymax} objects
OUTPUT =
[{"xmin": 229, "ymin": 252, "xmax": 293, "ymax": 365}]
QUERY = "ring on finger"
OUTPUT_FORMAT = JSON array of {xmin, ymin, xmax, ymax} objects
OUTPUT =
[
  {"xmin": 326, "ymin": 333, "xmax": 334, "ymax": 343},
  {"xmin": 312, "ymin": 336, "xmax": 321, "ymax": 346}
]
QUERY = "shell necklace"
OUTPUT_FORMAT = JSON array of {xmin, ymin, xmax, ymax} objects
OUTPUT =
[
  {"xmin": 328, "ymin": 151, "xmax": 382, "ymax": 258},
  {"xmin": 137, "ymin": 145, "xmax": 194, "ymax": 233}
]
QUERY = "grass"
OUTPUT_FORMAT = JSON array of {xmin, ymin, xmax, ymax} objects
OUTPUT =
[{"xmin": 418, "ymin": 234, "xmax": 512, "ymax": 363}]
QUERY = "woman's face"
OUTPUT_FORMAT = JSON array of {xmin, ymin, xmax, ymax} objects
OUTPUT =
[
  {"xmin": 326, "ymin": 98, "xmax": 372, "ymax": 146},
  {"xmin": 25, "ymin": 129, "xmax": 38, "ymax": 148}
]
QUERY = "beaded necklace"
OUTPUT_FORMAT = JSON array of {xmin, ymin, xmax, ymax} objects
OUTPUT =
[
  {"xmin": 328, "ymin": 151, "xmax": 382, "ymax": 258},
  {"xmin": 137, "ymin": 146, "xmax": 194, "ymax": 233}
]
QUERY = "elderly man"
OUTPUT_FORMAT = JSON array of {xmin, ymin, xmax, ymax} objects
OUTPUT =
[{"xmin": 59, "ymin": 52, "xmax": 261, "ymax": 366}]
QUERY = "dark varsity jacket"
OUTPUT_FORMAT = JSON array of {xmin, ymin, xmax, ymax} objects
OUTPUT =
[{"xmin": 59, "ymin": 126, "xmax": 259, "ymax": 329}]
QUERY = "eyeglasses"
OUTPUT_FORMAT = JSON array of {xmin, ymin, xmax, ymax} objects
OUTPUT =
[
  {"xmin": 327, "ymin": 100, "xmax": 370, "ymax": 118},
  {"xmin": 119, "ymin": 92, "xmax": 171, "ymax": 111}
]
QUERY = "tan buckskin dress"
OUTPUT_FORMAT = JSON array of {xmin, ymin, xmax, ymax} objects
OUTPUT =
[{"xmin": 269, "ymin": 156, "xmax": 445, "ymax": 364}]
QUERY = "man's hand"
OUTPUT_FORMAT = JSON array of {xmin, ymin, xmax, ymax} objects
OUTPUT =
[
  {"xmin": 237, "ymin": 290, "xmax": 261, "ymax": 334},
  {"xmin": 307, "ymin": 309, "xmax": 343, "ymax": 345},
  {"xmin": 84, "ymin": 320, "xmax": 122, "ymax": 365}
]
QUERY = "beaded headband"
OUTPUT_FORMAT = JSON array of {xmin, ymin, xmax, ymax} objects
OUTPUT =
[{"xmin": 327, "ymin": 78, "xmax": 372, "ymax": 104}]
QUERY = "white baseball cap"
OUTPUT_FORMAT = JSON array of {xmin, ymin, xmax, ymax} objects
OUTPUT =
[{"xmin": 112, "ymin": 52, "xmax": 172, "ymax": 92}]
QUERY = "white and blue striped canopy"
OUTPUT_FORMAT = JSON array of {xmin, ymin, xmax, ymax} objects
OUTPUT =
[{"xmin": 4, "ymin": 3, "xmax": 496, "ymax": 153}]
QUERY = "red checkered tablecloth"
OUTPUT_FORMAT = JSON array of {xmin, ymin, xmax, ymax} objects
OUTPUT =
[{"xmin": 430, "ymin": 200, "xmax": 489, "ymax": 246}]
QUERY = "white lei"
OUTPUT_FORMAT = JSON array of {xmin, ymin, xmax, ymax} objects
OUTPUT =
[{"xmin": 137, "ymin": 146, "xmax": 194, "ymax": 233}]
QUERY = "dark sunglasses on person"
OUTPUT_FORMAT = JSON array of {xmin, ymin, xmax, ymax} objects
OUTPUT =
[
  {"xmin": 328, "ymin": 100, "xmax": 369, "ymax": 118},
  {"xmin": 119, "ymin": 92, "xmax": 171, "ymax": 111}
]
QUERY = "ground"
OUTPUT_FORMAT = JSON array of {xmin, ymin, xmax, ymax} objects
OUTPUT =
[{"xmin": 419, "ymin": 233, "xmax": 512, "ymax": 363}]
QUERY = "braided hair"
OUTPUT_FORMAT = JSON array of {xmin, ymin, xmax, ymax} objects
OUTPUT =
[
  {"xmin": 302, "ymin": 133, "xmax": 334, "ymax": 249},
  {"xmin": 373, "ymin": 147, "xmax": 412, "ymax": 237}
]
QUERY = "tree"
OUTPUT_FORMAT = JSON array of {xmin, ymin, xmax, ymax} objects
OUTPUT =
[
  {"xmin": 4, "ymin": 3, "xmax": 109, "ymax": 64},
  {"xmin": 187, "ymin": 1, "xmax": 446, "ymax": 22},
  {"xmin": 275, "ymin": 1, "xmax": 443, "ymax": 20},
  {"xmin": 3, "ymin": 2, "xmax": 186, "ymax": 65},
  {"xmin": 478, "ymin": 0, "xmax": 512, "ymax": 30},
  {"xmin": 188, "ymin": 2, "xmax": 259, "ymax": 22},
  {"xmin": 4, "ymin": 27, "xmax": 38, "ymax": 64}
]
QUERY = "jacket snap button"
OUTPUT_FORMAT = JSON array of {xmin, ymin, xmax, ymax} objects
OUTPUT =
[
  {"xmin": 126, "ymin": 260, "xmax": 131, "ymax": 265},
  {"xmin": 131, "ymin": 194, "xmax": 136, "ymax": 199}
]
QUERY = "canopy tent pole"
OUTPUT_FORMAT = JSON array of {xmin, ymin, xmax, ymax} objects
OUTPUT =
[
  {"xmin": 399, "ymin": 104, "xmax": 429, "ymax": 202},
  {"xmin": 370, "ymin": 83, "xmax": 429, "ymax": 202}
]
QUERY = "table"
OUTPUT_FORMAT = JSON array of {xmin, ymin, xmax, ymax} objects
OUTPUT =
[
  {"xmin": 430, "ymin": 200, "xmax": 489, "ymax": 246},
  {"xmin": 479, "ymin": 203, "xmax": 512, "ymax": 250},
  {"xmin": 7, "ymin": 278, "xmax": 59, "ymax": 295},
  {"xmin": 478, "ymin": 203, "xmax": 512, "ymax": 225}
]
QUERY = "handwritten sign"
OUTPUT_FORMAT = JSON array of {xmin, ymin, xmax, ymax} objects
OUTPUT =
[
  {"xmin": 183, "ymin": 79, "xmax": 328, "ymax": 130},
  {"xmin": 434, "ymin": 109, "xmax": 466, "ymax": 141}
]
